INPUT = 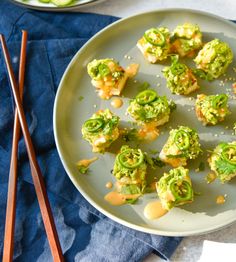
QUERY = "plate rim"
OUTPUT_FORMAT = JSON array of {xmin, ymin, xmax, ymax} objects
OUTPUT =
[
  {"xmin": 10, "ymin": 0, "xmax": 104, "ymax": 11},
  {"xmin": 53, "ymin": 8, "xmax": 236, "ymax": 236}
]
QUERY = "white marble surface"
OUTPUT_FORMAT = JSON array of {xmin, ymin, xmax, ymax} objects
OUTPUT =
[
  {"xmin": 79, "ymin": 0, "xmax": 236, "ymax": 20},
  {"xmin": 78, "ymin": 1, "xmax": 236, "ymax": 261}
]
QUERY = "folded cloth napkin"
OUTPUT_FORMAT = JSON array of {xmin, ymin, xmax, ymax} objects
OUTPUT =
[{"xmin": 0, "ymin": 1, "xmax": 182, "ymax": 261}]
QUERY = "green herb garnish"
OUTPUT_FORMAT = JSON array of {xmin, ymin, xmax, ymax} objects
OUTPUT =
[{"xmin": 198, "ymin": 162, "xmax": 205, "ymax": 171}]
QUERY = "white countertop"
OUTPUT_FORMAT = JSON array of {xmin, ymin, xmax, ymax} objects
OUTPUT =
[
  {"xmin": 79, "ymin": 1, "xmax": 236, "ymax": 261},
  {"xmin": 79, "ymin": 0, "xmax": 236, "ymax": 20}
]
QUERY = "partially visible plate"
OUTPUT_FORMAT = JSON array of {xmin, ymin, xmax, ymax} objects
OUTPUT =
[
  {"xmin": 54, "ymin": 9, "xmax": 236, "ymax": 236},
  {"xmin": 11, "ymin": 0, "xmax": 103, "ymax": 11}
]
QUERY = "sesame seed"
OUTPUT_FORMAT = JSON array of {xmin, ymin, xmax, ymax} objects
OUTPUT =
[
  {"xmin": 225, "ymin": 126, "xmax": 229, "ymax": 129},
  {"xmin": 214, "ymin": 134, "xmax": 218, "ymax": 137},
  {"xmin": 220, "ymin": 131, "xmax": 225, "ymax": 135},
  {"xmin": 133, "ymin": 79, "xmax": 137, "ymax": 83},
  {"xmin": 156, "ymin": 74, "xmax": 160, "ymax": 78},
  {"xmin": 93, "ymin": 104, "xmax": 97, "ymax": 108},
  {"xmin": 156, "ymin": 83, "xmax": 161, "ymax": 87},
  {"xmin": 124, "ymin": 55, "xmax": 128, "ymax": 59}
]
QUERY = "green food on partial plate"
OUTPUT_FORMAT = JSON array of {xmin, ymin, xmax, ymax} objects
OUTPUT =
[
  {"xmin": 162, "ymin": 55, "xmax": 199, "ymax": 95},
  {"xmin": 157, "ymin": 167, "xmax": 194, "ymax": 210},
  {"xmin": 208, "ymin": 141, "xmax": 236, "ymax": 183},
  {"xmin": 195, "ymin": 94, "xmax": 230, "ymax": 125},
  {"xmin": 25, "ymin": 0, "xmax": 74, "ymax": 6},
  {"xmin": 81, "ymin": 109, "xmax": 120, "ymax": 153},
  {"xmin": 194, "ymin": 39, "xmax": 233, "ymax": 80}
]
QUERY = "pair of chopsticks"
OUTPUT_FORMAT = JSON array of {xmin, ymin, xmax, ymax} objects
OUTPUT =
[{"xmin": 0, "ymin": 32, "xmax": 64, "ymax": 262}]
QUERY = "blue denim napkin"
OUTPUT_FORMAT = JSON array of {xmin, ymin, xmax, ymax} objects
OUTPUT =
[{"xmin": 0, "ymin": 1, "xmax": 182, "ymax": 261}]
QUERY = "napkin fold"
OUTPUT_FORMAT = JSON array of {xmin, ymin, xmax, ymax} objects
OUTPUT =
[{"xmin": 0, "ymin": 1, "xmax": 182, "ymax": 261}]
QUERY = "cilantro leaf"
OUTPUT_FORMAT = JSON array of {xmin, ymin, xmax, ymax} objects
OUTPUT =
[
  {"xmin": 77, "ymin": 165, "xmax": 88, "ymax": 174},
  {"xmin": 215, "ymin": 158, "xmax": 236, "ymax": 176}
]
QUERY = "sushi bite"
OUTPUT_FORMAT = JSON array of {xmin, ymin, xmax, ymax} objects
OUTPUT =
[
  {"xmin": 159, "ymin": 126, "xmax": 201, "ymax": 167},
  {"xmin": 194, "ymin": 39, "xmax": 233, "ymax": 80},
  {"xmin": 195, "ymin": 94, "xmax": 230, "ymax": 125},
  {"xmin": 87, "ymin": 58, "xmax": 139, "ymax": 99},
  {"xmin": 170, "ymin": 23, "xmax": 202, "ymax": 57},
  {"xmin": 208, "ymin": 141, "xmax": 236, "ymax": 183},
  {"xmin": 157, "ymin": 167, "xmax": 194, "ymax": 210},
  {"xmin": 113, "ymin": 145, "xmax": 148, "ymax": 195},
  {"xmin": 162, "ymin": 55, "xmax": 199, "ymax": 95},
  {"xmin": 137, "ymin": 27, "xmax": 171, "ymax": 63},
  {"xmin": 82, "ymin": 109, "xmax": 120, "ymax": 153},
  {"xmin": 127, "ymin": 89, "xmax": 174, "ymax": 127}
]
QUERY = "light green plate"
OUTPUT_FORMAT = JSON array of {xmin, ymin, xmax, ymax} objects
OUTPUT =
[
  {"xmin": 54, "ymin": 9, "xmax": 236, "ymax": 236},
  {"xmin": 12, "ymin": 0, "xmax": 102, "ymax": 11}
]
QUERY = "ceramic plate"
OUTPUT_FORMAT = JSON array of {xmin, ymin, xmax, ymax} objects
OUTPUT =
[
  {"xmin": 54, "ymin": 9, "xmax": 236, "ymax": 236},
  {"xmin": 11, "ymin": 0, "xmax": 103, "ymax": 11}
]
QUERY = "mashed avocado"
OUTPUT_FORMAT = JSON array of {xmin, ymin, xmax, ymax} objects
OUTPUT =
[
  {"xmin": 127, "ymin": 89, "xmax": 174, "ymax": 126},
  {"xmin": 113, "ymin": 145, "xmax": 148, "ymax": 193},
  {"xmin": 160, "ymin": 126, "xmax": 202, "ymax": 167},
  {"xmin": 87, "ymin": 58, "xmax": 131, "ymax": 99},
  {"xmin": 195, "ymin": 94, "xmax": 230, "ymax": 125},
  {"xmin": 162, "ymin": 55, "xmax": 199, "ymax": 95},
  {"xmin": 81, "ymin": 109, "xmax": 119, "ymax": 153},
  {"xmin": 171, "ymin": 23, "xmax": 202, "ymax": 57},
  {"xmin": 208, "ymin": 141, "xmax": 236, "ymax": 183},
  {"xmin": 137, "ymin": 27, "xmax": 171, "ymax": 63},
  {"xmin": 157, "ymin": 167, "xmax": 193, "ymax": 210},
  {"xmin": 87, "ymin": 58, "xmax": 124, "ymax": 81},
  {"xmin": 194, "ymin": 39, "xmax": 233, "ymax": 79}
]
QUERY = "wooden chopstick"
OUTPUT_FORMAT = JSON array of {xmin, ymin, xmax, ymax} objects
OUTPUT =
[
  {"xmin": 0, "ymin": 34, "xmax": 64, "ymax": 262},
  {"xmin": 3, "ymin": 30, "xmax": 28, "ymax": 262}
]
